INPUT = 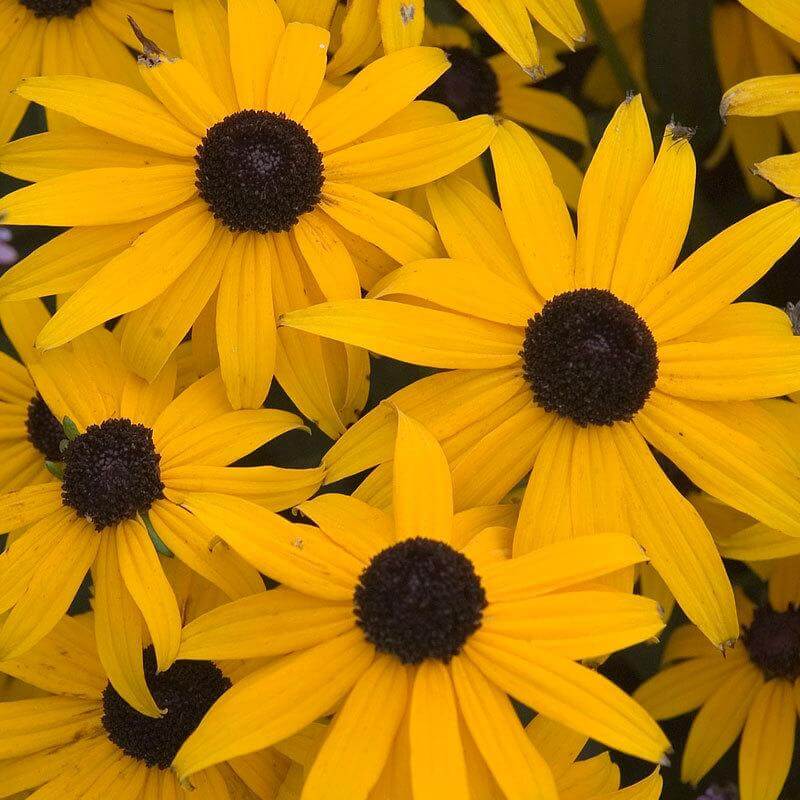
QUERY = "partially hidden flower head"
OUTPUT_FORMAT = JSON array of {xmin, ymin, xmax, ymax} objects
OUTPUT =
[
  {"xmin": 0, "ymin": 325, "xmax": 325, "ymax": 715},
  {"xmin": 280, "ymin": 0, "xmax": 587, "ymax": 77},
  {"xmin": 282, "ymin": 94, "xmax": 800, "ymax": 648},
  {"xmin": 169, "ymin": 409, "xmax": 668, "ymax": 798},
  {"xmin": 0, "ymin": 0, "xmax": 176, "ymax": 144},
  {"xmin": 275, "ymin": 713, "xmax": 663, "ymax": 800},
  {"xmin": 0, "ymin": 563, "xmax": 295, "ymax": 800},
  {"xmin": 636, "ymin": 561, "xmax": 800, "ymax": 800},
  {"xmin": 0, "ymin": 0, "xmax": 498, "ymax": 437}
]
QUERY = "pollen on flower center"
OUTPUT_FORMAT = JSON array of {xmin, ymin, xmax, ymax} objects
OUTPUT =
[
  {"xmin": 195, "ymin": 109, "xmax": 324, "ymax": 234},
  {"xmin": 419, "ymin": 46, "xmax": 500, "ymax": 120},
  {"xmin": 61, "ymin": 418, "xmax": 164, "ymax": 530},
  {"xmin": 742, "ymin": 604, "xmax": 800, "ymax": 681},
  {"xmin": 102, "ymin": 647, "xmax": 231, "ymax": 770},
  {"xmin": 18, "ymin": 0, "xmax": 90, "ymax": 18},
  {"xmin": 522, "ymin": 288, "xmax": 659, "ymax": 427},
  {"xmin": 25, "ymin": 394, "xmax": 65, "ymax": 461},
  {"xmin": 353, "ymin": 537, "xmax": 487, "ymax": 664}
]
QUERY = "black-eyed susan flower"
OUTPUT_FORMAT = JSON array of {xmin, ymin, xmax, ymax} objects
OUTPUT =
[
  {"xmin": 281, "ymin": 0, "xmax": 586, "ymax": 76},
  {"xmin": 0, "ymin": 568, "xmax": 293, "ymax": 800},
  {"xmin": 0, "ymin": 299, "xmax": 57, "ymax": 491},
  {"xmin": 586, "ymin": 0, "xmax": 800, "ymax": 201},
  {"xmin": 0, "ymin": 0, "xmax": 175, "ymax": 144},
  {"xmin": 635, "ymin": 563, "xmax": 800, "ymax": 800},
  {"xmin": 282, "ymin": 95, "xmax": 800, "ymax": 647},
  {"xmin": 169, "ymin": 409, "xmax": 668, "ymax": 797},
  {"xmin": 0, "ymin": 0, "xmax": 497, "ymax": 435},
  {"xmin": 0, "ymin": 326, "xmax": 324, "ymax": 715}
]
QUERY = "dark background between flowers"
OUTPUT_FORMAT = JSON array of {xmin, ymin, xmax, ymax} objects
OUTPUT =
[{"xmin": 0, "ymin": 0, "xmax": 797, "ymax": 797}]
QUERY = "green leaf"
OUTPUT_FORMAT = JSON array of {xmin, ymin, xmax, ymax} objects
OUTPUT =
[
  {"xmin": 141, "ymin": 510, "xmax": 173, "ymax": 558},
  {"xmin": 62, "ymin": 416, "xmax": 80, "ymax": 441},
  {"xmin": 643, "ymin": 0, "xmax": 722, "ymax": 156},
  {"xmin": 45, "ymin": 460, "xmax": 64, "ymax": 480}
]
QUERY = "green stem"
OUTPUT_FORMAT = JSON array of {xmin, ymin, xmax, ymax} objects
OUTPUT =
[{"xmin": 578, "ymin": 0, "xmax": 640, "ymax": 96}]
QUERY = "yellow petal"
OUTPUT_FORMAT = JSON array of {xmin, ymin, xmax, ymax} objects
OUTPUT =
[
  {"xmin": 326, "ymin": 0, "xmax": 382, "ymax": 78},
  {"xmin": 323, "ymin": 116, "xmax": 497, "ymax": 193},
  {"xmin": 611, "ymin": 125, "xmax": 696, "ymax": 305},
  {"xmin": 92, "ymin": 533, "xmax": 159, "ymax": 717},
  {"xmin": 490, "ymin": 119, "xmax": 575, "ymax": 299},
  {"xmin": 409, "ymin": 661, "xmax": 470, "ymax": 800},
  {"xmin": 739, "ymin": 678, "xmax": 796, "ymax": 800},
  {"xmin": 738, "ymin": 0, "xmax": 800, "ymax": 41},
  {"xmin": 656, "ymin": 336, "xmax": 800, "ymax": 400},
  {"xmin": 216, "ymin": 233, "xmax": 276, "ymax": 409},
  {"xmin": 466, "ymin": 631, "xmax": 669, "ymax": 762},
  {"xmin": 302, "ymin": 655, "xmax": 408, "ymax": 799},
  {"xmin": 15, "ymin": 75, "xmax": 199, "ymax": 156},
  {"xmin": 321, "ymin": 182, "xmax": 443, "ymax": 263},
  {"xmin": 116, "ymin": 518, "xmax": 182, "ymax": 673},
  {"xmin": 173, "ymin": 0, "xmax": 238, "ymax": 111},
  {"xmin": 451, "ymin": 655, "xmax": 558, "ymax": 800},
  {"xmin": 267, "ymin": 23, "xmax": 329, "ymax": 120},
  {"xmin": 0, "ymin": 482, "xmax": 62, "ymax": 533},
  {"xmin": 180, "ymin": 492, "xmax": 361, "ymax": 599},
  {"xmin": 281, "ymin": 299, "xmax": 522, "ymax": 369},
  {"xmin": 639, "ymin": 200, "xmax": 800, "ymax": 342},
  {"xmin": 393, "ymin": 409, "xmax": 454, "ymax": 543},
  {"xmin": 179, "ymin": 586, "xmax": 353, "ymax": 661},
  {"xmin": 500, "ymin": 85, "xmax": 589, "ymax": 145},
  {"xmin": 457, "ymin": 0, "xmax": 540, "ymax": 73},
  {"xmin": 37, "ymin": 204, "xmax": 215, "ymax": 351},
  {"xmin": 426, "ymin": 175, "xmax": 529, "ymax": 287},
  {"xmin": 0, "ymin": 516, "xmax": 99, "ymax": 661},
  {"xmin": 753, "ymin": 151, "xmax": 800, "ymax": 197},
  {"xmin": 297, "ymin": 493, "xmax": 393, "ymax": 562},
  {"xmin": 681, "ymin": 663, "xmax": 763, "ymax": 785},
  {"xmin": 636, "ymin": 392, "xmax": 800, "ymax": 539},
  {"xmin": 722, "ymin": 74, "xmax": 800, "ymax": 121},
  {"xmin": 575, "ymin": 94, "xmax": 653, "ymax": 289},
  {"xmin": 119, "ymin": 360, "xmax": 177, "ymax": 429},
  {"xmin": 608, "ymin": 421, "xmax": 738, "ymax": 645},
  {"xmin": 524, "ymin": 0, "xmax": 586, "ymax": 46},
  {"xmin": 174, "ymin": 629, "xmax": 374, "ymax": 779},
  {"xmin": 0, "ymin": 165, "xmax": 197, "ymax": 226},
  {"xmin": 303, "ymin": 46, "xmax": 449, "ymax": 152},
  {"xmin": 378, "ymin": 0, "xmax": 424, "ymax": 51},
  {"xmin": 228, "ymin": 0, "xmax": 285, "ymax": 110}
]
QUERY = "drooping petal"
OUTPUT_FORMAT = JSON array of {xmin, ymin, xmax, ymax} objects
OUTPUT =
[{"xmin": 174, "ymin": 629, "xmax": 374, "ymax": 780}]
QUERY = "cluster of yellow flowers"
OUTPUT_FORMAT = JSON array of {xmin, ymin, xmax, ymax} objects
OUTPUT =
[{"xmin": 0, "ymin": 1, "xmax": 799, "ymax": 799}]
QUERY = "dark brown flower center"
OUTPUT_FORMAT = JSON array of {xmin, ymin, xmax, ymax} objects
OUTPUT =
[
  {"xmin": 419, "ymin": 46, "xmax": 500, "ymax": 120},
  {"xmin": 522, "ymin": 288, "xmax": 659, "ymax": 426},
  {"xmin": 354, "ymin": 537, "xmax": 487, "ymax": 664},
  {"xmin": 18, "ymin": 0, "xmax": 90, "ymax": 18},
  {"xmin": 25, "ymin": 394, "xmax": 65, "ymax": 461},
  {"xmin": 195, "ymin": 109, "xmax": 324, "ymax": 234},
  {"xmin": 61, "ymin": 418, "xmax": 163, "ymax": 529},
  {"xmin": 743, "ymin": 604, "xmax": 800, "ymax": 681},
  {"xmin": 102, "ymin": 647, "xmax": 231, "ymax": 770}
]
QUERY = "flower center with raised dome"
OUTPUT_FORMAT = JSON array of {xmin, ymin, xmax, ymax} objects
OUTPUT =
[
  {"xmin": 743, "ymin": 604, "xmax": 800, "ymax": 681},
  {"xmin": 18, "ymin": 0, "xmax": 90, "ymax": 18},
  {"xmin": 521, "ymin": 288, "xmax": 659, "ymax": 427},
  {"xmin": 102, "ymin": 647, "xmax": 231, "ymax": 770},
  {"xmin": 195, "ymin": 109, "xmax": 324, "ymax": 234},
  {"xmin": 26, "ymin": 394, "xmax": 65, "ymax": 461},
  {"xmin": 61, "ymin": 418, "xmax": 164, "ymax": 530},
  {"xmin": 353, "ymin": 537, "xmax": 487, "ymax": 664},
  {"xmin": 419, "ymin": 46, "xmax": 500, "ymax": 120}
]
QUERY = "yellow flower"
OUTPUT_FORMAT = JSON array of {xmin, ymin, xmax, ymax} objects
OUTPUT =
[
  {"xmin": 0, "ymin": 0, "xmax": 176, "ymax": 144},
  {"xmin": 275, "ymin": 714, "xmax": 663, "ymax": 800},
  {"xmin": 636, "ymin": 565, "xmax": 800, "ymax": 800},
  {"xmin": 0, "ymin": 326, "xmax": 324, "ymax": 715},
  {"xmin": 586, "ymin": 0, "xmax": 800, "ymax": 201},
  {"xmin": 282, "ymin": 95, "xmax": 800, "ymax": 647},
  {"xmin": 281, "ymin": 0, "xmax": 587, "ymax": 76},
  {"xmin": 169, "ymin": 410, "xmax": 667, "ymax": 797},
  {"xmin": 0, "ymin": 299, "xmax": 57, "ymax": 492},
  {"xmin": 0, "ymin": 567, "xmax": 294, "ymax": 800},
  {"xmin": 0, "ymin": 0, "xmax": 497, "ymax": 436}
]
